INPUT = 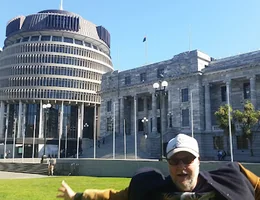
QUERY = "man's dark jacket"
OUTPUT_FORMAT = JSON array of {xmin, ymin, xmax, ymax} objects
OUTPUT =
[{"xmin": 74, "ymin": 162, "xmax": 260, "ymax": 200}]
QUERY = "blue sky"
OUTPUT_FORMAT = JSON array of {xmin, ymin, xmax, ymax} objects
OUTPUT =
[{"xmin": 1, "ymin": 0, "xmax": 260, "ymax": 71}]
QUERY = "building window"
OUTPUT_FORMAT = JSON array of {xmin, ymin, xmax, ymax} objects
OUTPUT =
[
  {"xmin": 41, "ymin": 36, "xmax": 51, "ymax": 41},
  {"xmin": 64, "ymin": 37, "xmax": 73, "ymax": 43},
  {"xmin": 181, "ymin": 88, "xmax": 189, "ymax": 102},
  {"xmin": 221, "ymin": 86, "xmax": 226, "ymax": 102},
  {"xmin": 140, "ymin": 72, "xmax": 147, "ymax": 82},
  {"xmin": 182, "ymin": 109, "xmax": 189, "ymax": 127},
  {"xmin": 169, "ymin": 115, "xmax": 173, "ymax": 127},
  {"xmin": 237, "ymin": 135, "xmax": 248, "ymax": 149},
  {"xmin": 138, "ymin": 98, "xmax": 144, "ymax": 111},
  {"xmin": 75, "ymin": 39, "xmax": 83, "ymax": 45},
  {"xmin": 106, "ymin": 100, "xmax": 112, "ymax": 112},
  {"xmin": 138, "ymin": 119, "xmax": 144, "ymax": 131},
  {"xmin": 125, "ymin": 76, "xmax": 131, "ymax": 85},
  {"xmin": 84, "ymin": 42, "xmax": 91, "ymax": 47},
  {"xmin": 243, "ymin": 82, "xmax": 250, "ymax": 99},
  {"xmin": 106, "ymin": 117, "xmax": 113, "ymax": 131},
  {"xmin": 157, "ymin": 68, "xmax": 164, "ymax": 78},
  {"xmin": 147, "ymin": 96, "xmax": 152, "ymax": 110},
  {"xmin": 213, "ymin": 136, "xmax": 224, "ymax": 149},
  {"xmin": 22, "ymin": 37, "xmax": 29, "ymax": 42},
  {"xmin": 52, "ymin": 36, "xmax": 62, "ymax": 42},
  {"xmin": 31, "ymin": 36, "xmax": 39, "ymax": 41}
]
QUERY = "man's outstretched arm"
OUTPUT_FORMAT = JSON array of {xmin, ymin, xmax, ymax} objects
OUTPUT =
[
  {"xmin": 239, "ymin": 163, "xmax": 260, "ymax": 200},
  {"xmin": 57, "ymin": 180, "xmax": 128, "ymax": 200}
]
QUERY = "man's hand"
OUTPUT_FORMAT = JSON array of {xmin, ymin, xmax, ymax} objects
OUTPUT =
[{"xmin": 57, "ymin": 180, "xmax": 76, "ymax": 199}]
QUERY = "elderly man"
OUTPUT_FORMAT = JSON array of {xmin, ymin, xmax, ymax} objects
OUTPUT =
[{"xmin": 57, "ymin": 134, "xmax": 260, "ymax": 200}]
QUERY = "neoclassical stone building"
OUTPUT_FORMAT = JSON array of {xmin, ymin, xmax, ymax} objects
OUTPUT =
[{"xmin": 100, "ymin": 50, "xmax": 260, "ymax": 160}]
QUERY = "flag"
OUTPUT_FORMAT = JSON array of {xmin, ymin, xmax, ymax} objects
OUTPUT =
[{"xmin": 143, "ymin": 36, "xmax": 146, "ymax": 42}]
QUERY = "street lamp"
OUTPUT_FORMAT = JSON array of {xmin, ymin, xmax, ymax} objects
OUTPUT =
[
  {"xmin": 42, "ymin": 103, "xmax": 51, "ymax": 157},
  {"xmin": 153, "ymin": 80, "xmax": 168, "ymax": 161},
  {"xmin": 142, "ymin": 117, "xmax": 149, "ymax": 138}
]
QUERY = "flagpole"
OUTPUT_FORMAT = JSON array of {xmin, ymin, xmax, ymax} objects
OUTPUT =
[
  {"xmin": 93, "ymin": 104, "xmax": 97, "ymax": 159},
  {"xmin": 32, "ymin": 115, "xmax": 36, "ymax": 162},
  {"xmin": 65, "ymin": 124, "xmax": 68, "ymax": 158},
  {"xmin": 58, "ymin": 102, "xmax": 63, "ymax": 159},
  {"xmin": 12, "ymin": 117, "xmax": 17, "ymax": 162},
  {"xmin": 143, "ymin": 36, "xmax": 147, "ymax": 64},
  {"xmin": 134, "ymin": 97, "xmax": 137, "ymax": 159},
  {"xmin": 124, "ymin": 119, "xmax": 126, "ymax": 159},
  {"xmin": 113, "ymin": 102, "xmax": 116, "ymax": 159},
  {"xmin": 22, "ymin": 129, "xmax": 25, "ymax": 163},
  {"xmin": 191, "ymin": 91, "xmax": 194, "ymax": 138},
  {"xmin": 145, "ymin": 39, "xmax": 147, "ymax": 64},
  {"xmin": 4, "ymin": 105, "xmax": 9, "ymax": 160},
  {"xmin": 189, "ymin": 25, "xmax": 192, "ymax": 51},
  {"xmin": 227, "ymin": 81, "xmax": 234, "ymax": 162}
]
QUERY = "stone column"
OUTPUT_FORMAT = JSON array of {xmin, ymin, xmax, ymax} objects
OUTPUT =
[
  {"xmin": 39, "ymin": 100, "xmax": 43, "ymax": 138},
  {"xmin": 21, "ymin": 104, "xmax": 26, "ymax": 139},
  {"xmin": 144, "ymin": 96, "xmax": 148, "ymax": 116},
  {"xmin": 167, "ymin": 89, "xmax": 172, "ymax": 129},
  {"xmin": 120, "ymin": 97, "xmax": 124, "ymax": 136},
  {"xmin": 133, "ymin": 96, "xmax": 137, "ymax": 136},
  {"xmin": 93, "ymin": 103, "xmax": 97, "ymax": 158},
  {"xmin": 17, "ymin": 101, "xmax": 22, "ymax": 138},
  {"xmin": 250, "ymin": 76, "xmax": 257, "ymax": 108},
  {"xmin": 161, "ymin": 95, "xmax": 167, "ymax": 137},
  {"xmin": 115, "ymin": 99, "xmax": 120, "ymax": 135},
  {"xmin": 76, "ymin": 104, "xmax": 82, "ymax": 158},
  {"xmin": 0, "ymin": 101, "xmax": 4, "ymax": 138},
  {"xmin": 226, "ymin": 80, "xmax": 232, "ymax": 105},
  {"xmin": 205, "ymin": 83, "xmax": 212, "ymax": 131},
  {"xmin": 58, "ymin": 101, "xmax": 64, "ymax": 158},
  {"xmin": 152, "ymin": 93, "xmax": 157, "ymax": 134},
  {"xmin": 81, "ymin": 103, "xmax": 85, "ymax": 138},
  {"xmin": 143, "ymin": 96, "xmax": 149, "ymax": 134}
]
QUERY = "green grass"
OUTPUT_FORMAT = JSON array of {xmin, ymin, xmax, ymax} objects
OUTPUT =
[{"xmin": 0, "ymin": 176, "xmax": 130, "ymax": 200}]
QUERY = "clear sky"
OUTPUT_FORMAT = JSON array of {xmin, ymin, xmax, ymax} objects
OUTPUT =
[{"xmin": 1, "ymin": 0, "xmax": 260, "ymax": 71}]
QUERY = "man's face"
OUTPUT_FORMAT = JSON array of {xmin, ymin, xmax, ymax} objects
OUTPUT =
[{"xmin": 167, "ymin": 151, "xmax": 200, "ymax": 191}]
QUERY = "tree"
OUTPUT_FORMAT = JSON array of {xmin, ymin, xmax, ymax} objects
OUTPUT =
[
  {"xmin": 214, "ymin": 104, "xmax": 236, "ymax": 153},
  {"xmin": 233, "ymin": 101, "xmax": 260, "ymax": 156}
]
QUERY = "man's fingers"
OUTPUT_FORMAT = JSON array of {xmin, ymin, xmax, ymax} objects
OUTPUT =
[
  {"xmin": 58, "ymin": 186, "xmax": 65, "ymax": 192},
  {"xmin": 61, "ymin": 180, "xmax": 70, "ymax": 188},
  {"xmin": 56, "ymin": 193, "xmax": 64, "ymax": 198}
]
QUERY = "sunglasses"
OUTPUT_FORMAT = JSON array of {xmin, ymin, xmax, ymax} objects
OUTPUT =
[{"xmin": 167, "ymin": 155, "xmax": 196, "ymax": 166}]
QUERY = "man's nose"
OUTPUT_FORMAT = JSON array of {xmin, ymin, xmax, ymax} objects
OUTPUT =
[{"xmin": 176, "ymin": 160, "xmax": 186, "ymax": 167}]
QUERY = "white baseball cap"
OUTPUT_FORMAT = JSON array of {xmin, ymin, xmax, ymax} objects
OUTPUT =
[{"xmin": 166, "ymin": 134, "xmax": 199, "ymax": 159}]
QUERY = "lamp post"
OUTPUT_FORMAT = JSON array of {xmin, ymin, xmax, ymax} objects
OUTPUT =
[
  {"xmin": 153, "ymin": 80, "xmax": 168, "ymax": 161},
  {"xmin": 142, "ymin": 117, "xmax": 149, "ymax": 138},
  {"xmin": 42, "ymin": 103, "xmax": 51, "ymax": 157}
]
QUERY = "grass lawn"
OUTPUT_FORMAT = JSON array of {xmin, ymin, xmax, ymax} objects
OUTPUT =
[{"xmin": 0, "ymin": 176, "xmax": 130, "ymax": 200}]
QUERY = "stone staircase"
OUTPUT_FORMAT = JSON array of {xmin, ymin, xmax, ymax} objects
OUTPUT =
[
  {"xmin": 81, "ymin": 134, "xmax": 151, "ymax": 159},
  {"xmin": 0, "ymin": 161, "xmax": 48, "ymax": 175}
]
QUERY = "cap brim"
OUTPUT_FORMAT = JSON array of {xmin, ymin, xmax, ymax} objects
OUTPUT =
[{"xmin": 167, "ymin": 147, "xmax": 199, "ymax": 159}]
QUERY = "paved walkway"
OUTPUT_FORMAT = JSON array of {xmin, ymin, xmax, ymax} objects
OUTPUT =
[{"xmin": 0, "ymin": 171, "xmax": 47, "ymax": 179}]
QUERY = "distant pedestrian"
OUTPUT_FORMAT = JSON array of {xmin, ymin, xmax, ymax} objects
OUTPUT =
[
  {"xmin": 48, "ymin": 157, "xmax": 55, "ymax": 176},
  {"xmin": 222, "ymin": 150, "xmax": 227, "ymax": 160},
  {"xmin": 217, "ymin": 150, "xmax": 223, "ymax": 161}
]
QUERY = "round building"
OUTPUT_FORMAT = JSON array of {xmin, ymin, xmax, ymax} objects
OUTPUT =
[{"xmin": 0, "ymin": 9, "xmax": 113, "ymax": 158}]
